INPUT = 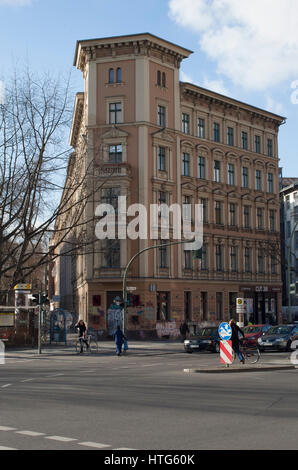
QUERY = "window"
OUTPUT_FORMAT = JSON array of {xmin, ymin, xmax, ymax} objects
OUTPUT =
[
  {"xmin": 116, "ymin": 67, "xmax": 122, "ymax": 83},
  {"xmin": 242, "ymin": 167, "xmax": 249, "ymax": 188},
  {"xmin": 157, "ymin": 71, "xmax": 161, "ymax": 86},
  {"xmin": 227, "ymin": 127, "xmax": 234, "ymax": 146},
  {"xmin": 255, "ymin": 170, "xmax": 262, "ymax": 191},
  {"xmin": 158, "ymin": 191, "xmax": 167, "ymax": 205},
  {"xmin": 287, "ymin": 221, "xmax": 291, "ymax": 238},
  {"xmin": 182, "ymin": 153, "xmax": 190, "ymax": 176},
  {"xmin": 157, "ymin": 292, "xmax": 170, "ymax": 321},
  {"xmin": 101, "ymin": 187, "xmax": 120, "ymax": 213},
  {"xmin": 228, "ymin": 163, "xmax": 235, "ymax": 185},
  {"xmin": 229, "ymin": 203, "xmax": 237, "ymax": 226},
  {"xmin": 201, "ymin": 246, "xmax": 208, "ymax": 270},
  {"xmin": 184, "ymin": 250, "xmax": 192, "ymax": 269},
  {"xmin": 230, "ymin": 246, "xmax": 237, "ymax": 272},
  {"xmin": 215, "ymin": 201, "xmax": 223, "ymax": 225},
  {"xmin": 267, "ymin": 173, "xmax": 274, "ymax": 193},
  {"xmin": 158, "ymin": 105, "xmax": 166, "ymax": 127},
  {"xmin": 271, "ymin": 255, "xmax": 277, "ymax": 274},
  {"xmin": 213, "ymin": 122, "xmax": 220, "ymax": 142},
  {"xmin": 198, "ymin": 156, "xmax": 206, "ymax": 179},
  {"xmin": 109, "ymin": 102, "xmax": 122, "ymax": 124},
  {"xmin": 109, "ymin": 144, "xmax": 122, "ymax": 163},
  {"xmin": 159, "ymin": 241, "xmax": 168, "ymax": 268},
  {"xmin": 255, "ymin": 135, "xmax": 261, "ymax": 153},
  {"xmin": 201, "ymin": 292, "xmax": 208, "ymax": 320},
  {"xmin": 109, "ymin": 68, "xmax": 114, "ymax": 83},
  {"xmin": 158, "ymin": 146, "xmax": 166, "ymax": 171},
  {"xmin": 258, "ymin": 250, "xmax": 265, "ymax": 273},
  {"xmin": 200, "ymin": 198, "xmax": 208, "ymax": 223},
  {"xmin": 269, "ymin": 210, "xmax": 276, "ymax": 232},
  {"xmin": 214, "ymin": 160, "xmax": 220, "ymax": 182},
  {"xmin": 244, "ymin": 247, "xmax": 251, "ymax": 273},
  {"xmin": 257, "ymin": 207, "xmax": 264, "ymax": 230},
  {"xmin": 243, "ymin": 205, "xmax": 251, "ymax": 228},
  {"xmin": 198, "ymin": 118, "xmax": 205, "ymax": 139},
  {"xmin": 267, "ymin": 139, "xmax": 273, "ymax": 157},
  {"xmin": 294, "ymin": 206, "xmax": 298, "ymax": 223},
  {"xmin": 162, "ymin": 72, "xmax": 166, "ymax": 88},
  {"xmin": 216, "ymin": 245, "xmax": 223, "ymax": 271},
  {"xmin": 183, "ymin": 195, "xmax": 192, "ymax": 222},
  {"xmin": 242, "ymin": 131, "xmax": 248, "ymax": 150},
  {"xmin": 101, "ymin": 239, "xmax": 120, "ymax": 268},
  {"xmin": 182, "ymin": 113, "xmax": 190, "ymax": 134}
]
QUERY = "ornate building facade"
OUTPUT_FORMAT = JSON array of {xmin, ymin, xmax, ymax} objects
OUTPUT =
[{"xmin": 51, "ymin": 33, "xmax": 285, "ymax": 337}]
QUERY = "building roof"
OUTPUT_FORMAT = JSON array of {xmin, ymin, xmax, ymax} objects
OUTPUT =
[{"xmin": 74, "ymin": 32, "xmax": 193, "ymax": 67}]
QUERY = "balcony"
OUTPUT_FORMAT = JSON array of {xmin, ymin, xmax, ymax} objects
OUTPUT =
[{"xmin": 96, "ymin": 162, "xmax": 132, "ymax": 178}]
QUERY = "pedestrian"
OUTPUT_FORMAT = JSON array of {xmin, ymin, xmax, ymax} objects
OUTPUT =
[
  {"xmin": 113, "ymin": 325, "xmax": 124, "ymax": 356},
  {"xmin": 75, "ymin": 319, "xmax": 89, "ymax": 353},
  {"xmin": 229, "ymin": 318, "xmax": 245, "ymax": 364},
  {"xmin": 180, "ymin": 321, "xmax": 189, "ymax": 342}
]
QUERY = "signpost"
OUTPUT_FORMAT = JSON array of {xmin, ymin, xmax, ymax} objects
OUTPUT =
[
  {"xmin": 236, "ymin": 298, "xmax": 246, "ymax": 327},
  {"xmin": 218, "ymin": 322, "xmax": 233, "ymax": 367}
]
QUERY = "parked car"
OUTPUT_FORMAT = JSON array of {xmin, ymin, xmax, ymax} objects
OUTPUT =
[
  {"xmin": 184, "ymin": 327, "xmax": 220, "ymax": 353},
  {"xmin": 242, "ymin": 324, "xmax": 271, "ymax": 347},
  {"xmin": 257, "ymin": 324, "xmax": 298, "ymax": 352}
]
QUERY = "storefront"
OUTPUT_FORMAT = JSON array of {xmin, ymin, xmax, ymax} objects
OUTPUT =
[{"xmin": 240, "ymin": 285, "xmax": 281, "ymax": 325}]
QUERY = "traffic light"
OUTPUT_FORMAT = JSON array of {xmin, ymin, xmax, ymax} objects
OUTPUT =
[
  {"xmin": 29, "ymin": 293, "xmax": 40, "ymax": 305},
  {"xmin": 40, "ymin": 292, "xmax": 49, "ymax": 304},
  {"xmin": 29, "ymin": 292, "xmax": 49, "ymax": 305}
]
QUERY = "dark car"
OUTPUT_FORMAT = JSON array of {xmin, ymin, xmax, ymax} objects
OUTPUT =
[
  {"xmin": 257, "ymin": 324, "xmax": 298, "ymax": 352},
  {"xmin": 243, "ymin": 324, "xmax": 271, "ymax": 347},
  {"xmin": 184, "ymin": 327, "xmax": 220, "ymax": 354}
]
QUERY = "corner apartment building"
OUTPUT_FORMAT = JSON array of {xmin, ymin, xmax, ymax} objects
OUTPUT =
[{"xmin": 52, "ymin": 33, "xmax": 285, "ymax": 337}]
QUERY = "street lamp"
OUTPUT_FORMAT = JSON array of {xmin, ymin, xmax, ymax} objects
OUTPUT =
[
  {"xmin": 287, "ymin": 221, "xmax": 298, "ymax": 323},
  {"xmin": 122, "ymin": 238, "xmax": 195, "ymax": 334}
]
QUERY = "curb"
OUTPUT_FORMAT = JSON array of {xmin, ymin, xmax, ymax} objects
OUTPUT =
[{"xmin": 183, "ymin": 365, "xmax": 297, "ymax": 374}]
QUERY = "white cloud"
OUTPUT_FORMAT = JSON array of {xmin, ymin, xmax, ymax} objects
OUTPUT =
[
  {"xmin": 0, "ymin": 81, "xmax": 4, "ymax": 105},
  {"xmin": 202, "ymin": 78, "xmax": 229, "ymax": 96},
  {"xmin": 0, "ymin": 0, "xmax": 32, "ymax": 5},
  {"xmin": 169, "ymin": 0, "xmax": 298, "ymax": 91}
]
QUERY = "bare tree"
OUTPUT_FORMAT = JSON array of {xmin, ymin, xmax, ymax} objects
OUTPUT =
[{"xmin": 0, "ymin": 67, "xmax": 106, "ymax": 289}]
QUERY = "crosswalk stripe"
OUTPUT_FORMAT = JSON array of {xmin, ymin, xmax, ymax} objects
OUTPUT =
[{"xmin": 78, "ymin": 441, "xmax": 111, "ymax": 449}]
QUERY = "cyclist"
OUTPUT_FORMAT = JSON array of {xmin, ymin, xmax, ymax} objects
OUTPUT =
[
  {"xmin": 229, "ymin": 318, "xmax": 245, "ymax": 364},
  {"xmin": 75, "ymin": 319, "xmax": 89, "ymax": 354}
]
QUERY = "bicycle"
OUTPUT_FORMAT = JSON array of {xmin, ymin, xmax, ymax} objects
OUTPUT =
[
  {"xmin": 233, "ymin": 340, "xmax": 261, "ymax": 364},
  {"xmin": 75, "ymin": 334, "xmax": 99, "ymax": 354}
]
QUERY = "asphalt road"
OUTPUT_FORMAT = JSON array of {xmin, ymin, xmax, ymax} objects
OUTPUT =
[{"xmin": 0, "ymin": 344, "xmax": 298, "ymax": 450}]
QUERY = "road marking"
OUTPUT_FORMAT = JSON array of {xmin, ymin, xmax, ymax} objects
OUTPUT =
[
  {"xmin": 20, "ymin": 379, "xmax": 34, "ymax": 383},
  {"xmin": 15, "ymin": 430, "xmax": 46, "ymax": 437},
  {"xmin": 78, "ymin": 441, "xmax": 111, "ymax": 449},
  {"xmin": 45, "ymin": 436, "xmax": 77, "ymax": 442},
  {"xmin": 1, "ymin": 384, "xmax": 12, "ymax": 388},
  {"xmin": 0, "ymin": 445, "xmax": 17, "ymax": 450},
  {"xmin": 45, "ymin": 373, "xmax": 65, "ymax": 377},
  {"xmin": 0, "ymin": 426, "xmax": 17, "ymax": 431}
]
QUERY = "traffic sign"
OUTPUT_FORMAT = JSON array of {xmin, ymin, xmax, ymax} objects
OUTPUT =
[
  {"xmin": 236, "ymin": 298, "xmax": 246, "ymax": 313},
  {"xmin": 220, "ymin": 340, "xmax": 233, "ymax": 364},
  {"xmin": 218, "ymin": 322, "xmax": 232, "ymax": 341},
  {"xmin": 127, "ymin": 287, "xmax": 137, "ymax": 291},
  {"xmin": 14, "ymin": 284, "xmax": 31, "ymax": 290}
]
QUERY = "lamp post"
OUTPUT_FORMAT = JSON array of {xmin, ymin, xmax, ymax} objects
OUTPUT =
[
  {"xmin": 288, "ymin": 221, "xmax": 298, "ymax": 323},
  {"xmin": 122, "ymin": 238, "xmax": 195, "ymax": 334}
]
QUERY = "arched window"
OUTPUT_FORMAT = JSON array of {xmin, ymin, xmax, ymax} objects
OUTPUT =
[
  {"xmin": 157, "ymin": 70, "xmax": 161, "ymax": 86},
  {"xmin": 116, "ymin": 67, "xmax": 122, "ymax": 83},
  {"xmin": 109, "ymin": 68, "xmax": 114, "ymax": 83},
  {"xmin": 162, "ymin": 72, "xmax": 166, "ymax": 88}
]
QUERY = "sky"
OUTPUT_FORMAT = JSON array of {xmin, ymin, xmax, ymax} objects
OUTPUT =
[{"xmin": 0, "ymin": 0, "xmax": 297, "ymax": 176}]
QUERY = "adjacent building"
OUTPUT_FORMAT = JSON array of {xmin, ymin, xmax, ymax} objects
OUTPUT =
[
  {"xmin": 280, "ymin": 179, "xmax": 298, "ymax": 312},
  {"xmin": 51, "ymin": 33, "xmax": 285, "ymax": 337}
]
